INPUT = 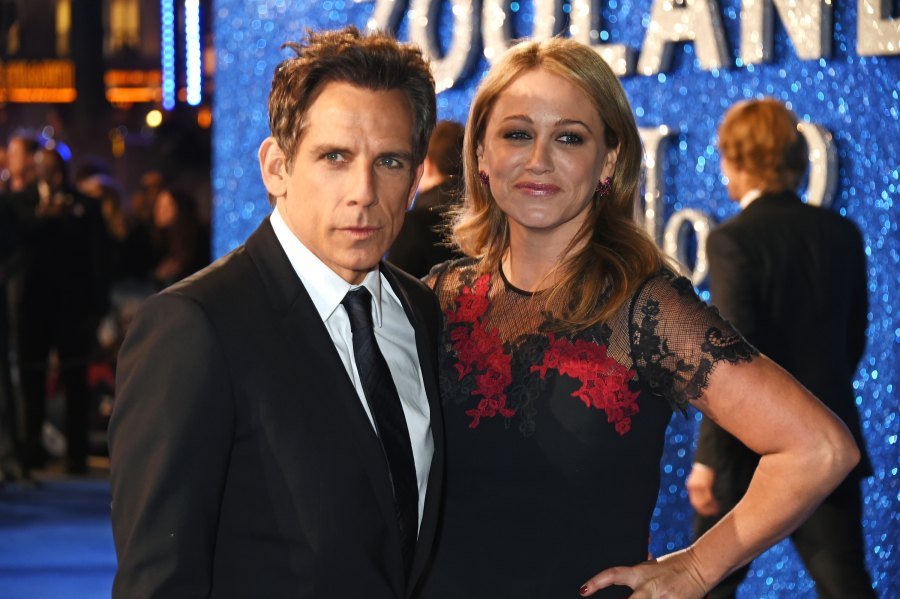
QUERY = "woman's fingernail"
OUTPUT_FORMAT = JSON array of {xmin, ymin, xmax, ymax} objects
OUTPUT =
[{"xmin": 579, "ymin": 585, "xmax": 588, "ymax": 596}]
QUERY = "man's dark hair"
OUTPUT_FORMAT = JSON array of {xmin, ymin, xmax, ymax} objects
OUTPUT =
[
  {"xmin": 267, "ymin": 26, "xmax": 436, "ymax": 169},
  {"xmin": 36, "ymin": 147, "xmax": 69, "ymax": 186},
  {"xmin": 427, "ymin": 120, "xmax": 465, "ymax": 179}
]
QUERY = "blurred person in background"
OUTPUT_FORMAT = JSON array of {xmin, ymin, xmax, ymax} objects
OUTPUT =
[
  {"xmin": 388, "ymin": 120, "xmax": 465, "ymax": 277},
  {"xmin": 150, "ymin": 187, "xmax": 210, "ymax": 289},
  {"xmin": 6, "ymin": 147, "xmax": 109, "ymax": 474},
  {"xmin": 0, "ymin": 133, "xmax": 41, "ymax": 482},
  {"xmin": 4, "ymin": 134, "xmax": 40, "ymax": 194},
  {"xmin": 687, "ymin": 98, "xmax": 874, "ymax": 599},
  {"xmin": 0, "ymin": 182, "xmax": 25, "ymax": 483},
  {"xmin": 79, "ymin": 173, "xmax": 128, "ymax": 245},
  {"xmin": 120, "ymin": 170, "xmax": 166, "ymax": 283}
]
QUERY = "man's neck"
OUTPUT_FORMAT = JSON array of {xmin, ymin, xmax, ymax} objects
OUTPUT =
[{"xmin": 739, "ymin": 188, "xmax": 764, "ymax": 211}]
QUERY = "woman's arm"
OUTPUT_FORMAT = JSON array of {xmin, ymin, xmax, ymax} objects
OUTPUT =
[{"xmin": 579, "ymin": 355, "xmax": 859, "ymax": 598}]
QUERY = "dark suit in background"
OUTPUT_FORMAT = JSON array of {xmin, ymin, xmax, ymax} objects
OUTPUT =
[
  {"xmin": 0, "ymin": 193, "xmax": 25, "ymax": 481},
  {"xmin": 695, "ymin": 191, "xmax": 874, "ymax": 598},
  {"xmin": 388, "ymin": 178, "xmax": 462, "ymax": 278},
  {"xmin": 388, "ymin": 120, "xmax": 465, "ymax": 278}
]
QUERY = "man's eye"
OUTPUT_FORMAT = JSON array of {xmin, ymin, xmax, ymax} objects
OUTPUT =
[
  {"xmin": 324, "ymin": 152, "xmax": 344, "ymax": 162},
  {"xmin": 378, "ymin": 157, "xmax": 403, "ymax": 169}
]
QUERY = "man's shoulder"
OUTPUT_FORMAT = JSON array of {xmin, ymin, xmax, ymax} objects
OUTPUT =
[
  {"xmin": 761, "ymin": 197, "xmax": 863, "ymax": 242},
  {"xmin": 162, "ymin": 243, "xmax": 257, "ymax": 307}
]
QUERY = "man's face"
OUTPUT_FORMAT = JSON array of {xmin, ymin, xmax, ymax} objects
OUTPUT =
[
  {"xmin": 7, "ymin": 138, "xmax": 33, "ymax": 180},
  {"xmin": 260, "ymin": 81, "xmax": 422, "ymax": 284},
  {"xmin": 34, "ymin": 150, "xmax": 64, "ymax": 191},
  {"xmin": 720, "ymin": 156, "xmax": 747, "ymax": 201}
]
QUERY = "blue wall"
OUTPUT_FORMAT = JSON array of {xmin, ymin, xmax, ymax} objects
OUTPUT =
[{"xmin": 212, "ymin": 1, "xmax": 898, "ymax": 595}]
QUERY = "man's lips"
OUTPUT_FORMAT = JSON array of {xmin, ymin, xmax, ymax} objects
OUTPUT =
[
  {"xmin": 338, "ymin": 226, "xmax": 381, "ymax": 238},
  {"xmin": 515, "ymin": 182, "xmax": 561, "ymax": 195}
]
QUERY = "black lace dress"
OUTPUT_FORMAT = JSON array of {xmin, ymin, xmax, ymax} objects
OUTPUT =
[{"xmin": 418, "ymin": 258, "xmax": 757, "ymax": 599}]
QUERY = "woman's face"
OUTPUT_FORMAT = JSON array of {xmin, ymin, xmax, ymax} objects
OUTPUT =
[
  {"xmin": 154, "ymin": 190, "xmax": 177, "ymax": 228},
  {"xmin": 477, "ymin": 67, "xmax": 617, "ymax": 244}
]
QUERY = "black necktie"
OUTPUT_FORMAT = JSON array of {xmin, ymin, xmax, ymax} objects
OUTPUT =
[{"xmin": 342, "ymin": 286, "xmax": 418, "ymax": 575}]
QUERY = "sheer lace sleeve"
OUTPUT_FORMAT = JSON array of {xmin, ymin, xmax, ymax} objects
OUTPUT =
[{"xmin": 629, "ymin": 270, "xmax": 758, "ymax": 412}]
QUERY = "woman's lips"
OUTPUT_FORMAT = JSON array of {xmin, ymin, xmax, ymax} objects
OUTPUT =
[{"xmin": 515, "ymin": 182, "xmax": 560, "ymax": 195}]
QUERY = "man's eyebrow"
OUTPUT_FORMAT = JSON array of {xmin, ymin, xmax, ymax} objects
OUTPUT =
[{"xmin": 307, "ymin": 144, "xmax": 352, "ymax": 156}]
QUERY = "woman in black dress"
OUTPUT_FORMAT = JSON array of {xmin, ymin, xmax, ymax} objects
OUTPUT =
[{"xmin": 418, "ymin": 38, "xmax": 860, "ymax": 598}]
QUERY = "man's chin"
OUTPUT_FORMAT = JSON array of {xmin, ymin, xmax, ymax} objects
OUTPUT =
[{"xmin": 331, "ymin": 253, "xmax": 388, "ymax": 283}]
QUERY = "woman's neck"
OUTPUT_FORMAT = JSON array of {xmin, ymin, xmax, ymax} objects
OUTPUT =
[{"xmin": 502, "ymin": 226, "xmax": 586, "ymax": 292}]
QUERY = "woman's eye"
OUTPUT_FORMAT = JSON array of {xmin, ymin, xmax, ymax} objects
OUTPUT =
[
  {"xmin": 503, "ymin": 130, "xmax": 531, "ymax": 141},
  {"xmin": 558, "ymin": 133, "xmax": 583, "ymax": 145}
]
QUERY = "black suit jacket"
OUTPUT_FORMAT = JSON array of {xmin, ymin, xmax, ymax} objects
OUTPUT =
[
  {"xmin": 5, "ymin": 183, "xmax": 108, "ymax": 324},
  {"xmin": 696, "ymin": 191, "xmax": 871, "ymax": 506},
  {"xmin": 109, "ymin": 217, "xmax": 445, "ymax": 598}
]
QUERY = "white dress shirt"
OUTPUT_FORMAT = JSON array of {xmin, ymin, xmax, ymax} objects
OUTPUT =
[{"xmin": 270, "ymin": 207, "xmax": 433, "ymax": 528}]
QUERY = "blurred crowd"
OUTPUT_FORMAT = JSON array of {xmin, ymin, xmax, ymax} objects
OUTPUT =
[{"xmin": 0, "ymin": 131, "xmax": 210, "ymax": 481}]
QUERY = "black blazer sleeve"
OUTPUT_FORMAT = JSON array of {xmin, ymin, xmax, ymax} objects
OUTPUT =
[
  {"xmin": 109, "ymin": 291, "xmax": 235, "ymax": 598},
  {"xmin": 846, "ymin": 226, "xmax": 868, "ymax": 369},
  {"xmin": 706, "ymin": 227, "xmax": 759, "ymax": 340},
  {"xmin": 694, "ymin": 416, "xmax": 727, "ymax": 469}
]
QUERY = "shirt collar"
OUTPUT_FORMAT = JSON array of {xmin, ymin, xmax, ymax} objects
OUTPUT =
[
  {"xmin": 739, "ymin": 188, "xmax": 764, "ymax": 211},
  {"xmin": 270, "ymin": 206, "xmax": 384, "ymax": 326}
]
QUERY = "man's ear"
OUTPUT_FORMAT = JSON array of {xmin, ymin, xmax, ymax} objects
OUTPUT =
[
  {"xmin": 407, "ymin": 161, "xmax": 425, "ymax": 209},
  {"xmin": 258, "ymin": 137, "xmax": 288, "ymax": 199}
]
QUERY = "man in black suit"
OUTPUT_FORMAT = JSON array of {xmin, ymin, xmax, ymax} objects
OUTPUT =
[
  {"xmin": 388, "ymin": 120, "xmax": 464, "ymax": 277},
  {"xmin": 8, "ymin": 147, "xmax": 109, "ymax": 475},
  {"xmin": 109, "ymin": 27, "xmax": 443, "ymax": 598},
  {"xmin": 687, "ymin": 98, "xmax": 874, "ymax": 598}
]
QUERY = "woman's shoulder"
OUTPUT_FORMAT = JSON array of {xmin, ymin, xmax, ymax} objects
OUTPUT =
[
  {"xmin": 627, "ymin": 267, "xmax": 698, "ymax": 309},
  {"xmin": 423, "ymin": 256, "xmax": 481, "ymax": 291}
]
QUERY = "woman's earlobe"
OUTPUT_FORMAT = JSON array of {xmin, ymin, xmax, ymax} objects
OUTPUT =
[{"xmin": 603, "ymin": 146, "xmax": 620, "ymax": 179}]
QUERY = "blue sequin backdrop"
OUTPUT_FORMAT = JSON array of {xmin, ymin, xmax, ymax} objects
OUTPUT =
[{"xmin": 212, "ymin": 2, "xmax": 898, "ymax": 596}]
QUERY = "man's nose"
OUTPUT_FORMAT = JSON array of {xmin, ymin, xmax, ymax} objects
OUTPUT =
[{"xmin": 346, "ymin": 163, "xmax": 378, "ymax": 207}]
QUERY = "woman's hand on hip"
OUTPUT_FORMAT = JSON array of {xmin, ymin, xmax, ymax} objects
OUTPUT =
[{"xmin": 578, "ymin": 548, "xmax": 709, "ymax": 598}]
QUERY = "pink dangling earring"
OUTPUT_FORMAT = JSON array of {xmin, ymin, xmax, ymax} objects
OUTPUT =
[
  {"xmin": 595, "ymin": 176, "xmax": 612, "ymax": 198},
  {"xmin": 479, "ymin": 171, "xmax": 490, "ymax": 186}
]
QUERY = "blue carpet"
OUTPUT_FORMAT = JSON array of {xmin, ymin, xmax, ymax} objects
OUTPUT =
[{"xmin": 0, "ymin": 478, "xmax": 116, "ymax": 598}]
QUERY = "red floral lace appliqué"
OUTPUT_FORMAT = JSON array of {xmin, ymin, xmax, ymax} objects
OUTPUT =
[
  {"xmin": 531, "ymin": 333, "xmax": 641, "ymax": 436},
  {"xmin": 447, "ymin": 274, "xmax": 515, "ymax": 428}
]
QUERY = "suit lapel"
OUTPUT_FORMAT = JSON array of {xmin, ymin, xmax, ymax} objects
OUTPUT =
[
  {"xmin": 246, "ymin": 218, "xmax": 407, "ymax": 595},
  {"xmin": 381, "ymin": 264, "xmax": 446, "ymax": 595}
]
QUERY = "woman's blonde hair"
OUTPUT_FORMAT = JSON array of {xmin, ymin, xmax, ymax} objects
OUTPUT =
[
  {"xmin": 452, "ymin": 37, "xmax": 665, "ymax": 330},
  {"xmin": 718, "ymin": 97, "xmax": 808, "ymax": 192}
]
